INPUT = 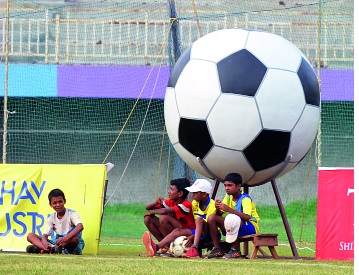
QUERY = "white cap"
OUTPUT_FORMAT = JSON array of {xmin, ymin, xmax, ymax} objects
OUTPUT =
[
  {"xmin": 224, "ymin": 214, "xmax": 241, "ymax": 243},
  {"xmin": 185, "ymin": 179, "xmax": 212, "ymax": 194}
]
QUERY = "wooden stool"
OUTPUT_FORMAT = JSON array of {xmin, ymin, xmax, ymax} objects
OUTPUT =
[{"xmin": 238, "ymin": 234, "xmax": 279, "ymax": 259}]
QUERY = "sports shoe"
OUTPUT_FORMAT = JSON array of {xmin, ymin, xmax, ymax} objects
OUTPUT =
[
  {"xmin": 155, "ymin": 247, "xmax": 168, "ymax": 256},
  {"xmin": 223, "ymin": 247, "xmax": 241, "ymax": 259},
  {"xmin": 142, "ymin": 231, "xmax": 157, "ymax": 257},
  {"xmin": 160, "ymin": 251, "xmax": 175, "ymax": 257},
  {"xmin": 204, "ymin": 247, "xmax": 224, "ymax": 259},
  {"xmin": 26, "ymin": 245, "xmax": 36, "ymax": 253},
  {"xmin": 183, "ymin": 247, "xmax": 200, "ymax": 258},
  {"xmin": 53, "ymin": 245, "xmax": 63, "ymax": 254},
  {"xmin": 159, "ymin": 247, "xmax": 173, "ymax": 257},
  {"xmin": 26, "ymin": 245, "xmax": 43, "ymax": 254}
]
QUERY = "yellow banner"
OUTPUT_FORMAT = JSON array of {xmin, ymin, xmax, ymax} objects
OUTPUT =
[{"xmin": 0, "ymin": 164, "xmax": 107, "ymax": 255}]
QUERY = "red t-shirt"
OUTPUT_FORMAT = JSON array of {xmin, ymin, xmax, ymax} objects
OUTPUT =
[{"xmin": 155, "ymin": 199, "xmax": 195, "ymax": 230}]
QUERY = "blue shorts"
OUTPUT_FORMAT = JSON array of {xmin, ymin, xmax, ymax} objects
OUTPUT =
[
  {"xmin": 238, "ymin": 221, "xmax": 256, "ymax": 237},
  {"xmin": 195, "ymin": 231, "xmax": 221, "ymax": 245},
  {"xmin": 49, "ymin": 235, "xmax": 85, "ymax": 255},
  {"xmin": 222, "ymin": 221, "xmax": 256, "ymax": 238}
]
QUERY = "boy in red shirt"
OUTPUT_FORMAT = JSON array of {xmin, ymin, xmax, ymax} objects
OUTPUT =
[{"xmin": 142, "ymin": 178, "xmax": 195, "ymax": 256}]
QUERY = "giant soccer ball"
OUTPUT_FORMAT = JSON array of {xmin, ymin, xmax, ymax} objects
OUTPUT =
[{"xmin": 164, "ymin": 28, "xmax": 320, "ymax": 186}]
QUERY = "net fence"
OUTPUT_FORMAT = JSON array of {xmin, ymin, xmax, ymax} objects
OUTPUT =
[{"xmin": 0, "ymin": 0, "xmax": 354, "ymax": 254}]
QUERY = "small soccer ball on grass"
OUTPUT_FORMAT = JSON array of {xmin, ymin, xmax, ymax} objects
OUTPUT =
[{"xmin": 170, "ymin": 236, "xmax": 188, "ymax": 257}]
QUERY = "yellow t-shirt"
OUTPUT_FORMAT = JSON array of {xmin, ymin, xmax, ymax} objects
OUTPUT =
[
  {"xmin": 222, "ymin": 191, "xmax": 260, "ymax": 233},
  {"xmin": 192, "ymin": 197, "xmax": 216, "ymax": 222}
]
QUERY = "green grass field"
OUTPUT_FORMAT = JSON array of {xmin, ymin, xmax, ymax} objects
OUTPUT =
[
  {"xmin": 0, "ymin": 247, "xmax": 354, "ymax": 275},
  {"xmin": 0, "ymin": 202, "xmax": 354, "ymax": 274}
]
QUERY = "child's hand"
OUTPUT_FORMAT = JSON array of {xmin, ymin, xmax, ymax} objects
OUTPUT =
[
  {"xmin": 215, "ymin": 200, "xmax": 230, "ymax": 212},
  {"xmin": 56, "ymin": 236, "xmax": 68, "ymax": 246},
  {"xmin": 41, "ymin": 239, "xmax": 50, "ymax": 249},
  {"xmin": 184, "ymin": 235, "xmax": 194, "ymax": 248},
  {"xmin": 215, "ymin": 199, "xmax": 222, "ymax": 209},
  {"xmin": 220, "ymin": 204, "xmax": 230, "ymax": 212},
  {"xmin": 155, "ymin": 197, "xmax": 164, "ymax": 204}
]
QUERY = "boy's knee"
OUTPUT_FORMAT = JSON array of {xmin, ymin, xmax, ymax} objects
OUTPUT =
[
  {"xmin": 68, "ymin": 235, "xmax": 80, "ymax": 245},
  {"xmin": 159, "ymin": 214, "xmax": 172, "ymax": 223},
  {"xmin": 27, "ymin": 233, "xmax": 36, "ymax": 242},
  {"xmin": 196, "ymin": 217, "xmax": 204, "ymax": 226},
  {"xmin": 172, "ymin": 228, "xmax": 181, "ymax": 234},
  {"xmin": 144, "ymin": 215, "xmax": 155, "ymax": 225},
  {"xmin": 168, "ymin": 228, "xmax": 182, "ymax": 238},
  {"xmin": 207, "ymin": 214, "xmax": 216, "ymax": 224}
]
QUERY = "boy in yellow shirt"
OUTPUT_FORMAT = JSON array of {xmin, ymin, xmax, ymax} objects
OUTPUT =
[
  {"xmin": 206, "ymin": 172, "xmax": 260, "ymax": 259},
  {"xmin": 182, "ymin": 179, "xmax": 217, "ymax": 258}
]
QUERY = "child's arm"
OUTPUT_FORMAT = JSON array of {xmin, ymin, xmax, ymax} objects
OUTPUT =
[
  {"xmin": 144, "ymin": 205, "xmax": 176, "ymax": 217},
  {"xmin": 214, "ymin": 199, "xmax": 224, "ymax": 215},
  {"xmin": 145, "ymin": 197, "xmax": 165, "ymax": 210},
  {"xmin": 40, "ymin": 233, "xmax": 51, "ymax": 249},
  {"xmin": 68, "ymin": 223, "xmax": 84, "ymax": 239},
  {"xmin": 184, "ymin": 235, "xmax": 194, "ymax": 248},
  {"xmin": 145, "ymin": 201, "xmax": 157, "ymax": 210},
  {"xmin": 56, "ymin": 223, "xmax": 84, "ymax": 246},
  {"xmin": 216, "ymin": 199, "xmax": 250, "ymax": 220}
]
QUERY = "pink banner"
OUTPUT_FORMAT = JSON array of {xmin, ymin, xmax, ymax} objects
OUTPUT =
[{"xmin": 316, "ymin": 168, "xmax": 354, "ymax": 260}]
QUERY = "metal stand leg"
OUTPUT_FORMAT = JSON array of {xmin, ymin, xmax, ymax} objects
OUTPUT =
[
  {"xmin": 271, "ymin": 179, "xmax": 299, "ymax": 258},
  {"xmin": 243, "ymin": 185, "xmax": 249, "ymax": 256},
  {"xmin": 211, "ymin": 178, "xmax": 220, "ymax": 200}
]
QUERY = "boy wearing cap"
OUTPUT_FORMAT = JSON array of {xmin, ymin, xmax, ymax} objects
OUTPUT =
[
  {"xmin": 206, "ymin": 172, "xmax": 260, "ymax": 259},
  {"xmin": 182, "ymin": 179, "xmax": 217, "ymax": 258}
]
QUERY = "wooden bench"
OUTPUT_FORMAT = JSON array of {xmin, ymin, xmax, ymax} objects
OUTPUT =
[{"xmin": 199, "ymin": 233, "xmax": 279, "ymax": 259}]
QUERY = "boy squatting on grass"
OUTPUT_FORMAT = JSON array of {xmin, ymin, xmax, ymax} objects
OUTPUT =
[
  {"xmin": 26, "ymin": 188, "xmax": 85, "ymax": 255},
  {"xmin": 142, "ymin": 179, "xmax": 217, "ymax": 258},
  {"xmin": 142, "ymin": 178, "xmax": 195, "ymax": 257},
  {"xmin": 205, "ymin": 172, "xmax": 260, "ymax": 259}
]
